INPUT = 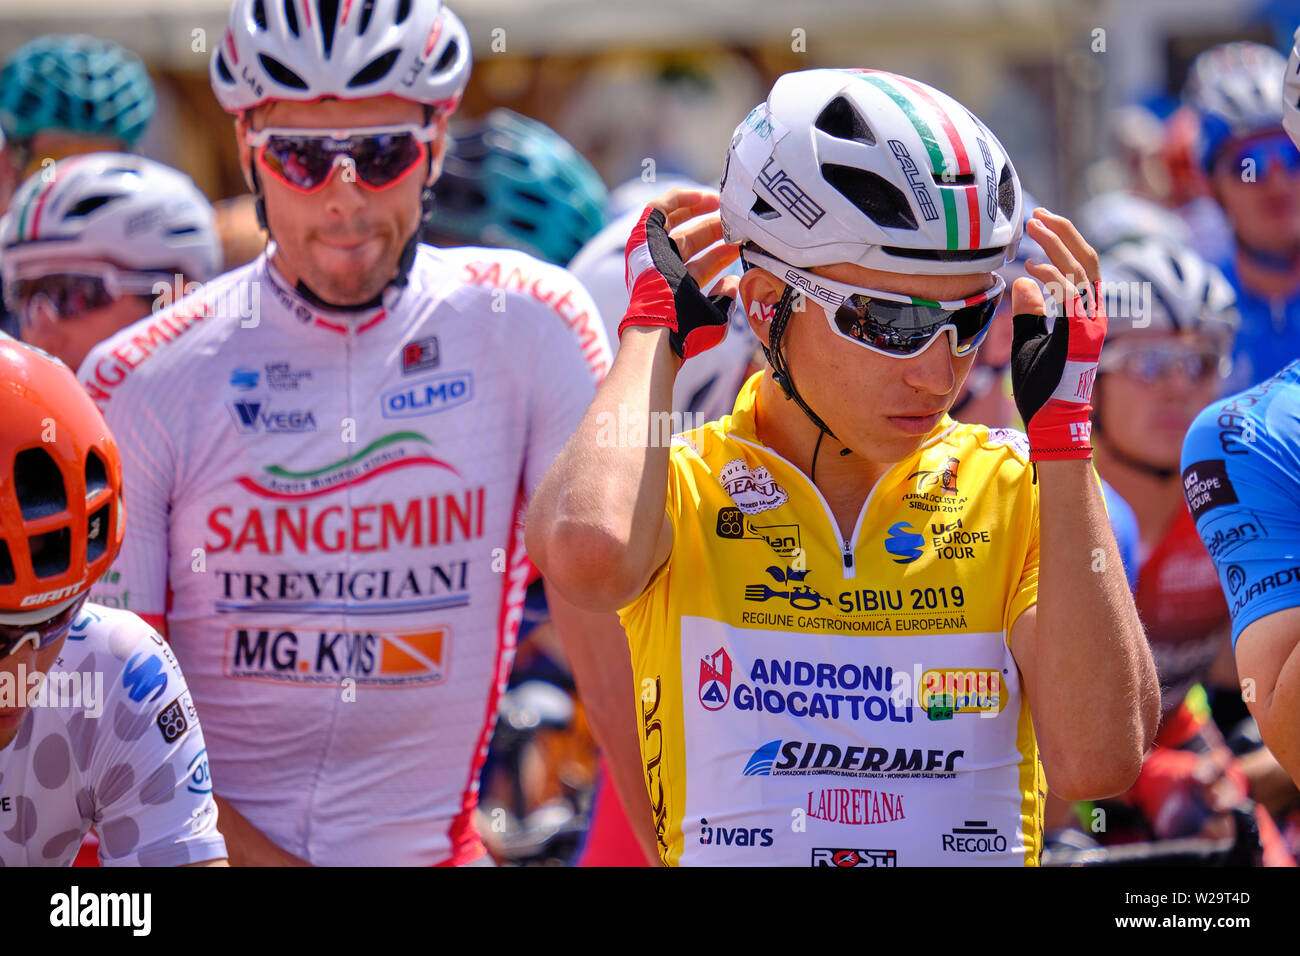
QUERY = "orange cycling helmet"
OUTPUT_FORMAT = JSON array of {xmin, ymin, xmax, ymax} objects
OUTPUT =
[{"xmin": 0, "ymin": 334, "xmax": 123, "ymax": 615}]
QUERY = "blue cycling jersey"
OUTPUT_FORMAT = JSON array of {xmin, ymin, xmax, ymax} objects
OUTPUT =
[
  {"xmin": 1219, "ymin": 259, "xmax": 1300, "ymax": 395},
  {"xmin": 1100, "ymin": 477, "xmax": 1140, "ymax": 593},
  {"xmin": 1181, "ymin": 360, "xmax": 1300, "ymax": 647}
]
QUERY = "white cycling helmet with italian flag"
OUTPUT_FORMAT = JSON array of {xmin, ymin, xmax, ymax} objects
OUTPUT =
[
  {"xmin": 210, "ymin": 0, "xmax": 471, "ymax": 115},
  {"xmin": 720, "ymin": 68, "xmax": 1023, "ymax": 275},
  {"xmin": 1285, "ymin": 26, "xmax": 1300, "ymax": 150},
  {"xmin": 1, "ymin": 152, "xmax": 220, "ymax": 282}
]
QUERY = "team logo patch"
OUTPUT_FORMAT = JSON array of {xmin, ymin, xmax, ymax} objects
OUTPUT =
[
  {"xmin": 699, "ymin": 647, "xmax": 732, "ymax": 710},
  {"xmin": 811, "ymin": 847, "xmax": 897, "ymax": 867},
  {"xmin": 403, "ymin": 335, "xmax": 440, "ymax": 374},
  {"xmin": 719, "ymin": 459, "xmax": 789, "ymax": 514},
  {"xmin": 885, "ymin": 522, "xmax": 925, "ymax": 564},
  {"xmin": 224, "ymin": 626, "xmax": 451, "ymax": 687}
]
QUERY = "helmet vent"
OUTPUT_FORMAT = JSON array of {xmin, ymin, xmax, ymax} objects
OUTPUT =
[
  {"xmin": 215, "ymin": 52, "xmax": 235, "ymax": 84},
  {"xmin": 750, "ymin": 194, "xmax": 779, "ymax": 220},
  {"xmin": 87, "ymin": 504, "xmax": 109, "ymax": 562},
  {"xmin": 815, "ymin": 96, "xmax": 875, "ymax": 145},
  {"xmin": 1168, "ymin": 254, "xmax": 1185, "ymax": 283},
  {"xmin": 883, "ymin": 245, "xmax": 1008, "ymax": 263},
  {"xmin": 252, "ymin": 0, "xmax": 268, "ymax": 31},
  {"xmin": 359, "ymin": 0, "xmax": 377, "ymax": 34},
  {"xmin": 820, "ymin": 163, "xmax": 917, "ymax": 230},
  {"xmin": 933, "ymin": 172, "xmax": 975, "ymax": 186},
  {"xmin": 85, "ymin": 450, "xmax": 107, "ymax": 498},
  {"xmin": 997, "ymin": 164, "xmax": 1016, "ymax": 222},
  {"xmin": 434, "ymin": 40, "xmax": 460, "ymax": 74},
  {"xmin": 282, "ymin": 0, "xmax": 300, "ymax": 37},
  {"xmin": 435, "ymin": 39, "xmax": 460, "ymax": 74},
  {"xmin": 320, "ymin": 0, "xmax": 339, "ymax": 56},
  {"xmin": 15, "ymin": 448, "xmax": 66, "ymax": 520},
  {"xmin": 29, "ymin": 529, "xmax": 70, "ymax": 578},
  {"xmin": 396, "ymin": 0, "xmax": 413, "ymax": 26},
  {"xmin": 66, "ymin": 194, "xmax": 119, "ymax": 218},
  {"xmin": 258, "ymin": 54, "xmax": 309, "ymax": 90},
  {"xmin": 348, "ymin": 49, "xmax": 401, "ymax": 88},
  {"xmin": 0, "ymin": 541, "xmax": 13, "ymax": 587}
]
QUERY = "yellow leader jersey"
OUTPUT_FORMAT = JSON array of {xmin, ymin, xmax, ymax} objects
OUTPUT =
[{"xmin": 619, "ymin": 375, "xmax": 1044, "ymax": 867}]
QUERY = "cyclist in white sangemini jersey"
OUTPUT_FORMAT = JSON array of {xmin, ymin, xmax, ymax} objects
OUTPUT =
[{"xmin": 78, "ymin": 0, "xmax": 612, "ymax": 866}]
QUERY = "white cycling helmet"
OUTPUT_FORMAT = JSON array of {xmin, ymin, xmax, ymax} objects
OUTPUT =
[
  {"xmin": 1100, "ymin": 237, "xmax": 1239, "ymax": 353},
  {"xmin": 1184, "ymin": 41, "xmax": 1287, "ymax": 169},
  {"xmin": 570, "ymin": 177, "xmax": 754, "ymax": 425},
  {"xmin": 1285, "ymin": 26, "xmax": 1300, "ymax": 150},
  {"xmin": 720, "ymin": 68, "xmax": 1023, "ymax": 275},
  {"xmin": 0, "ymin": 152, "xmax": 220, "ymax": 282},
  {"xmin": 210, "ymin": 0, "xmax": 471, "ymax": 114},
  {"xmin": 1074, "ymin": 189, "xmax": 1193, "ymax": 254}
]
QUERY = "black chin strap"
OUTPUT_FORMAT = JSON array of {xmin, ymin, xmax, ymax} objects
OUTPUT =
[
  {"xmin": 1236, "ymin": 236, "xmax": 1300, "ymax": 273},
  {"xmin": 761, "ymin": 285, "xmax": 855, "ymax": 481},
  {"xmin": 1091, "ymin": 382, "xmax": 1178, "ymax": 480},
  {"xmin": 1096, "ymin": 435, "xmax": 1179, "ymax": 481}
]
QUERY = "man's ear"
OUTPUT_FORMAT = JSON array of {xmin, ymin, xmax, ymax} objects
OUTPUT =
[
  {"xmin": 234, "ymin": 114, "xmax": 256, "ymax": 194},
  {"xmin": 425, "ymin": 112, "xmax": 450, "ymax": 186},
  {"xmin": 739, "ymin": 268, "xmax": 785, "ymax": 350}
]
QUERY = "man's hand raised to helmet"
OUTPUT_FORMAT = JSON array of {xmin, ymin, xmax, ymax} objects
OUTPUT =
[
  {"xmin": 620, "ymin": 188, "xmax": 740, "ymax": 363},
  {"xmin": 1009, "ymin": 208, "xmax": 1108, "ymax": 462}
]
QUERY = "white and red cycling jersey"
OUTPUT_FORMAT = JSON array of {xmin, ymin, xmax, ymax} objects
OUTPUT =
[
  {"xmin": 78, "ymin": 243, "xmax": 610, "ymax": 865},
  {"xmin": 0, "ymin": 604, "xmax": 226, "ymax": 866}
]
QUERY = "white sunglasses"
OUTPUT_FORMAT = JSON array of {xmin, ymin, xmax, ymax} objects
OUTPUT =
[{"xmin": 742, "ymin": 248, "xmax": 1005, "ymax": 358}]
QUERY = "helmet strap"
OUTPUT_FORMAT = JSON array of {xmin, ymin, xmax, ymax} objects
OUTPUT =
[
  {"xmin": 247, "ymin": 160, "xmax": 270, "ymax": 232},
  {"xmin": 761, "ymin": 286, "xmax": 855, "ymax": 481},
  {"xmin": 1092, "ymin": 383, "xmax": 1178, "ymax": 481},
  {"xmin": 248, "ymin": 147, "xmax": 435, "ymax": 310},
  {"xmin": 1095, "ymin": 433, "xmax": 1179, "ymax": 481},
  {"xmin": 1236, "ymin": 235, "xmax": 1300, "ymax": 273}
]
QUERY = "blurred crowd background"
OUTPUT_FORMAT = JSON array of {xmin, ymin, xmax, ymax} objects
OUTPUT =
[
  {"xmin": 5, "ymin": 0, "xmax": 1300, "ymax": 866},
  {"xmin": 2, "ymin": 0, "xmax": 1297, "ymax": 219}
]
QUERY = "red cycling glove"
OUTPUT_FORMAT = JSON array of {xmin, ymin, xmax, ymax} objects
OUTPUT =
[
  {"xmin": 619, "ymin": 205, "xmax": 731, "ymax": 361},
  {"xmin": 1010, "ymin": 280, "xmax": 1107, "ymax": 461}
]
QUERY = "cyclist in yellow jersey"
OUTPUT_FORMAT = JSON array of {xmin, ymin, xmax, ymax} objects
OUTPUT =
[{"xmin": 527, "ymin": 69, "xmax": 1159, "ymax": 866}]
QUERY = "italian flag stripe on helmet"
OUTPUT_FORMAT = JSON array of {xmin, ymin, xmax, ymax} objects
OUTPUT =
[
  {"xmin": 14, "ymin": 154, "xmax": 91, "ymax": 241},
  {"xmin": 888, "ymin": 73, "xmax": 983, "ymax": 250},
  {"xmin": 858, "ymin": 71, "xmax": 983, "ymax": 251}
]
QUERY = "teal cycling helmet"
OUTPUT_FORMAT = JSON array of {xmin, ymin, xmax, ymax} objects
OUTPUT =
[
  {"xmin": 425, "ymin": 109, "xmax": 608, "ymax": 265},
  {"xmin": 0, "ymin": 35, "xmax": 155, "ymax": 145}
]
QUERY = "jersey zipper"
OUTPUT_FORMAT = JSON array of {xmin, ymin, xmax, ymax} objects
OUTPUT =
[
  {"xmin": 728, "ymin": 436, "xmax": 905, "ymax": 581},
  {"xmin": 729, "ymin": 421, "xmax": 957, "ymax": 580}
]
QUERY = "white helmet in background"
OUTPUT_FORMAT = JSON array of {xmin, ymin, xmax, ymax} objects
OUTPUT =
[
  {"xmin": 1184, "ymin": 40, "xmax": 1286, "ymax": 170},
  {"xmin": 569, "ymin": 177, "xmax": 754, "ymax": 423},
  {"xmin": 210, "ymin": 0, "xmax": 471, "ymax": 114},
  {"xmin": 1100, "ymin": 237, "xmax": 1239, "ymax": 354},
  {"xmin": 719, "ymin": 68, "xmax": 1023, "ymax": 274},
  {"xmin": 1074, "ymin": 190, "xmax": 1193, "ymax": 253},
  {"xmin": 1285, "ymin": 26, "xmax": 1300, "ymax": 150},
  {"xmin": 1, "ymin": 152, "xmax": 221, "ymax": 282}
]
